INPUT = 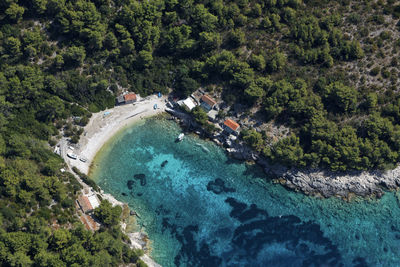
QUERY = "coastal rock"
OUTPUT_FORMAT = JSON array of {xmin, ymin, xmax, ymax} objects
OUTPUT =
[
  {"xmin": 271, "ymin": 167, "xmax": 397, "ymax": 198},
  {"xmin": 237, "ymin": 142, "xmax": 400, "ymax": 198}
]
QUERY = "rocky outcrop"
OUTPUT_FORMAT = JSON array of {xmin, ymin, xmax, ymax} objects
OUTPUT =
[
  {"xmin": 258, "ymin": 157, "xmax": 400, "ymax": 198},
  {"xmin": 224, "ymin": 140, "xmax": 400, "ymax": 198}
]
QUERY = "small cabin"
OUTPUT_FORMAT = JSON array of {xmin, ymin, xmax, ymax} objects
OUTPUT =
[
  {"xmin": 178, "ymin": 97, "xmax": 196, "ymax": 111},
  {"xmin": 77, "ymin": 194, "xmax": 100, "ymax": 214},
  {"xmin": 116, "ymin": 95, "xmax": 125, "ymax": 105},
  {"xmin": 124, "ymin": 93, "xmax": 137, "ymax": 104},
  {"xmin": 116, "ymin": 93, "xmax": 137, "ymax": 105},
  {"xmin": 223, "ymin": 119, "xmax": 240, "ymax": 135},
  {"xmin": 200, "ymin": 95, "xmax": 217, "ymax": 111}
]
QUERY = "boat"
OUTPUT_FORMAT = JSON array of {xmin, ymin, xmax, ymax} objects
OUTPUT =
[
  {"xmin": 153, "ymin": 103, "xmax": 157, "ymax": 109},
  {"xmin": 177, "ymin": 133, "xmax": 184, "ymax": 142},
  {"xmin": 67, "ymin": 152, "xmax": 78, "ymax": 160}
]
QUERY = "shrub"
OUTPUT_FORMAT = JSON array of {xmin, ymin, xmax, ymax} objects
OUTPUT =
[
  {"xmin": 370, "ymin": 66, "xmax": 380, "ymax": 76},
  {"xmin": 72, "ymin": 167, "xmax": 100, "ymax": 191}
]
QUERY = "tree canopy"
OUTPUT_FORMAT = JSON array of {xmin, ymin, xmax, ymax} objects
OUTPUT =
[{"xmin": 0, "ymin": 1, "xmax": 400, "ymax": 264}]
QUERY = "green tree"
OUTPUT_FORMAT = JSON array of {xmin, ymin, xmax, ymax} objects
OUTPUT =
[
  {"xmin": 192, "ymin": 4, "xmax": 218, "ymax": 33},
  {"xmin": 322, "ymin": 82, "xmax": 357, "ymax": 113},
  {"xmin": 7, "ymin": 251, "xmax": 32, "ymax": 267},
  {"xmin": 62, "ymin": 46, "xmax": 86, "ymax": 67},
  {"xmin": 198, "ymin": 32, "xmax": 221, "ymax": 51},
  {"xmin": 137, "ymin": 50, "xmax": 153, "ymax": 69},
  {"xmin": 271, "ymin": 134, "xmax": 305, "ymax": 166},
  {"xmin": 5, "ymin": 3, "xmax": 25, "ymax": 21},
  {"xmin": 228, "ymin": 29, "xmax": 245, "ymax": 47},
  {"xmin": 243, "ymin": 129, "xmax": 265, "ymax": 152},
  {"xmin": 164, "ymin": 25, "xmax": 194, "ymax": 52},
  {"xmin": 192, "ymin": 106, "xmax": 208, "ymax": 125},
  {"xmin": 51, "ymin": 229, "xmax": 72, "ymax": 251},
  {"xmin": 266, "ymin": 51, "xmax": 287, "ymax": 72},
  {"xmin": 94, "ymin": 200, "xmax": 122, "ymax": 227},
  {"xmin": 249, "ymin": 54, "xmax": 266, "ymax": 71},
  {"xmin": 34, "ymin": 251, "xmax": 66, "ymax": 267},
  {"xmin": 5, "ymin": 37, "xmax": 21, "ymax": 55}
]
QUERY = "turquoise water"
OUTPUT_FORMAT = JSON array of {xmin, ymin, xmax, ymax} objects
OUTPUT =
[{"xmin": 91, "ymin": 118, "xmax": 400, "ymax": 266}]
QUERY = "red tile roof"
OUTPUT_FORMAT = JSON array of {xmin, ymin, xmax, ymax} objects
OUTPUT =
[
  {"xmin": 124, "ymin": 93, "xmax": 137, "ymax": 102},
  {"xmin": 78, "ymin": 195, "xmax": 93, "ymax": 213},
  {"xmin": 201, "ymin": 95, "xmax": 217, "ymax": 107},
  {"xmin": 224, "ymin": 119, "xmax": 240, "ymax": 131},
  {"xmin": 80, "ymin": 214, "xmax": 98, "ymax": 231}
]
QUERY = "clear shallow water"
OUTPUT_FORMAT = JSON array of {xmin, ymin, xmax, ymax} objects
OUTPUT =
[{"xmin": 91, "ymin": 118, "xmax": 400, "ymax": 267}]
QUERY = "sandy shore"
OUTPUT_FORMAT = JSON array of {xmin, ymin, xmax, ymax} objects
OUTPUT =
[
  {"xmin": 63, "ymin": 95, "xmax": 166, "ymax": 267},
  {"xmin": 68, "ymin": 95, "xmax": 167, "ymax": 175}
]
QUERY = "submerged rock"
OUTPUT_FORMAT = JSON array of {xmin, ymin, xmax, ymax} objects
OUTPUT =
[
  {"xmin": 127, "ymin": 180, "xmax": 135, "ymax": 190},
  {"xmin": 122, "ymin": 192, "xmax": 128, "ymax": 196},
  {"xmin": 134, "ymin": 174, "xmax": 147, "ymax": 186},
  {"xmin": 134, "ymin": 174, "xmax": 146, "ymax": 179},
  {"xmin": 161, "ymin": 160, "xmax": 168, "ymax": 168},
  {"xmin": 207, "ymin": 178, "xmax": 236, "ymax": 195}
]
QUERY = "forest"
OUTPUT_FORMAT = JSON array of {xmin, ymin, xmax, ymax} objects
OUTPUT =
[{"xmin": 0, "ymin": 0, "xmax": 400, "ymax": 265}]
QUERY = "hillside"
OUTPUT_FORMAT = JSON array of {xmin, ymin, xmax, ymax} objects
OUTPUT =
[{"xmin": 0, "ymin": 0, "xmax": 400, "ymax": 264}]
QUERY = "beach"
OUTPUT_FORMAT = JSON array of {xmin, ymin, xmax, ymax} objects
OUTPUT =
[
  {"xmin": 61, "ymin": 95, "xmax": 165, "ymax": 267},
  {"xmin": 66, "ymin": 95, "xmax": 167, "ymax": 175},
  {"xmin": 63, "ymin": 92, "xmax": 400, "ymax": 200}
]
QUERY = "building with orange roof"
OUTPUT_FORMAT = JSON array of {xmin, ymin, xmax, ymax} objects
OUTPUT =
[
  {"xmin": 200, "ymin": 94, "xmax": 217, "ymax": 111},
  {"xmin": 77, "ymin": 194, "xmax": 99, "ymax": 214},
  {"xmin": 124, "ymin": 93, "xmax": 137, "ymax": 104},
  {"xmin": 223, "ymin": 119, "xmax": 240, "ymax": 134},
  {"xmin": 77, "ymin": 195, "xmax": 93, "ymax": 214},
  {"xmin": 116, "ymin": 92, "xmax": 137, "ymax": 105}
]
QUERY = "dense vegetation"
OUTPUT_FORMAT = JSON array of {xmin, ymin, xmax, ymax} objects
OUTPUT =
[
  {"xmin": 0, "ymin": 0, "xmax": 399, "ymax": 263},
  {"xmin": 0, "ymin": 150, "xmax": 144, "ymax": 266}
]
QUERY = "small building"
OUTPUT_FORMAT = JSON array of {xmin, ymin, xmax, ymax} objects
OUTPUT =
[
  {"xmin": 116, "ymin": 95, "xmax": 125, "ymax": 105},
  {"xmin": 207, "ymin": 109, "xmax": 218, "ymax": 122},
  {"xmin": 178, "ymin": 97, "xmax": 196, "ymax": 111},
  {"xmin": 124, "ymin": 93, "xmax": 137, "ymax": 104},
  {"xmin": 88, "ymin": 195, "xmax": 100, "ymax": 209},
  {"xmin": 200, "ymin": 95, "xmax": 217, "ymax": 111},
  {"xmin": 223, "ymin": 119, "xmax": 240, "ymax": 134},
  {"xmin": 77, "ymin": 194, "xmax": 100, "ymax": 214},
  {"xmin": 77, "ymin": 195, "xmax": 93, "ymax": 214}
]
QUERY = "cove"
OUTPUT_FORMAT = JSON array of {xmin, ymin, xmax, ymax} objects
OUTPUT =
[{"xmin": 91, "ymin": 118, "xmax": 400, "ymax": 266}]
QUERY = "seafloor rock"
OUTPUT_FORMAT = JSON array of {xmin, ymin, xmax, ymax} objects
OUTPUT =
[
  {"xmin": 127, "ymin": 180, "xmax": 135, "ymax": 190},
  {"xmin": 134, "ymin": 174, "xmax": 147, "ymax": 186},
  {"xmin": 161, "ymin": 160, "xmax": 168, "ymax": 167},
  {"xmin": 207, "ymin": 178, "xmax": 236, "ymax": 194}
]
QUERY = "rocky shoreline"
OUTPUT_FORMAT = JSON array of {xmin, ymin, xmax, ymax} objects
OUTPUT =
[
  {"xmin": 168, "ymin": 109, "xmax": 400, "ymax": 199},
  {"xmin": 224, "ymin": 141, "xmax": 400, "ymax": 199}
]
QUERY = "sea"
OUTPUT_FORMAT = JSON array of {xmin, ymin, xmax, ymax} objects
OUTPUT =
[{"xmin": 91, "ymin": 117, "xmax": 400, "ymax": 267}]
